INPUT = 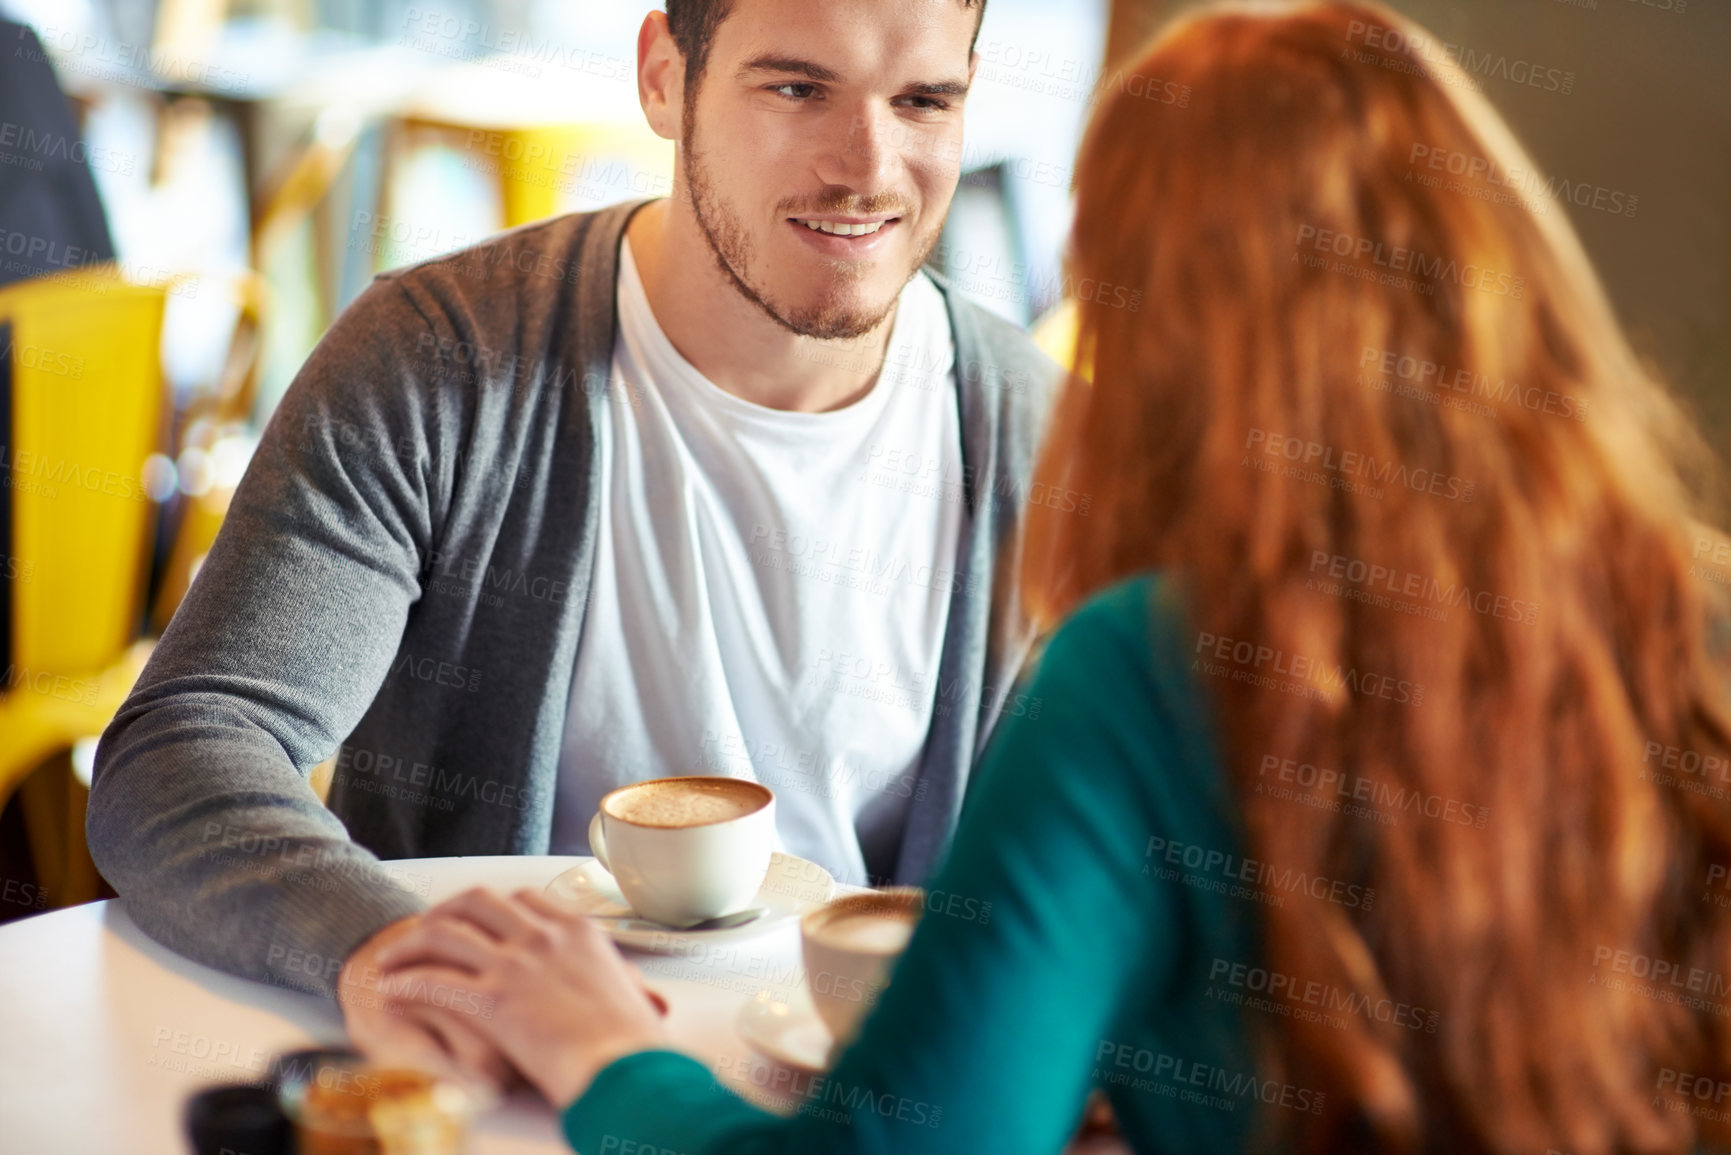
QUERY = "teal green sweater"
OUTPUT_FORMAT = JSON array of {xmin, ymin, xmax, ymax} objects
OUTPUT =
[{"xmin": 564, "ymin": 576, "xmax": 1290, "ymax": 1153}]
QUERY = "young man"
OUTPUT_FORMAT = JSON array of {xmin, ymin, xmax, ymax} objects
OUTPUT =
[{"xmin": 88, "ymin": 0, "xmax": 1053, "ymax": 1088}]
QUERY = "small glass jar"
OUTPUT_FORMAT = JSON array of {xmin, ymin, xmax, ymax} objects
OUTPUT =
[{"xmin": 277, "ymin": 1056, "xmax": 475, "ymax": 1155}]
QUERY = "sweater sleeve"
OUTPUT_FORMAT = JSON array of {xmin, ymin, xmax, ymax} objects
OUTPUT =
[
  {"xmin": 564, "ymin": 579, "xmax": 1193, "ymax": 1154},
  {"xmin": 85, "ymin": 276, "xmax": 460, "ymax": 999}
]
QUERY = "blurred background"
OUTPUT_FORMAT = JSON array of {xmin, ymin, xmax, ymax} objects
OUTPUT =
[{"xmin": 0, "ymin": 0, "xmax": 1724, "ymax": 923}]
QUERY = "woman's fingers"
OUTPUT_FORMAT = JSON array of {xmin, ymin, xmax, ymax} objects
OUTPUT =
[
  {"xmin": 509, "ymin": 889, "xmax": 623, "ymax": 954},
  {"xmin": 376, "ymin": 916, "xmax": 497, "ymax": 974},
  {"xmin": 511, "ymin": 888, "xmax": 576, "ymax": 922},
  {"xmin": 422, "ymin": 886, "xmax": 547, "ymax": 945},
  {"xmin": 379, "ymin": 963, "xmax": 490, "ymax": 1012},
  {"xmin": 406, "ymin": 1003, "xmax": 517, "ymax": 1097}
]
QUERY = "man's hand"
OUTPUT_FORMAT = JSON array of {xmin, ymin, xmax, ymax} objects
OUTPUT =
[{"xmin": 338, "ymin": 915, "xmax": 521, "ymax": 1098}]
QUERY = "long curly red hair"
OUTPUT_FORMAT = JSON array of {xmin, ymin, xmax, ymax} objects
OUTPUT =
[{"xmin": 1024, "ymin": 3, "xmax": 1731, "ymax": 1151}]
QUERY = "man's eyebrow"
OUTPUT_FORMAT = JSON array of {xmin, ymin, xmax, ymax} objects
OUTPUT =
[
  {"xmin": 737, "ymin": 55, "xmax": 845, "ymax": 84},
  {"xmin": 907, "ymin": 80, "xmax": 971, "ymax": 97},
  {"xmin": 737, "ymin": 55, "xmax": 971, "ymax": 97}
]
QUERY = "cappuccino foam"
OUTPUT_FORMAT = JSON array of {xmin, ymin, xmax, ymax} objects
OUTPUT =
[{"xmin": 608, "ymin": 780, "xmax": 765, "ymax": 828}]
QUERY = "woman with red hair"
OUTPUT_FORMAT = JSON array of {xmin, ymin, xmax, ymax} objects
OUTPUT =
[{"xmin": 376, "ymin": 4, "xmax": 1731, "ymax": 1151}]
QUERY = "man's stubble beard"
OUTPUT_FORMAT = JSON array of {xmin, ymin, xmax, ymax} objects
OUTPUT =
[{"xmin": 681, "ymin": 111, "xmax": 946, "ymax": 343}]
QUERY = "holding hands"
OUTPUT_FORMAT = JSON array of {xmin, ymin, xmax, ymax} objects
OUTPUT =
[{"xmin": 350, "ymin": 888, "xmax": 670, "ymax": 1110}]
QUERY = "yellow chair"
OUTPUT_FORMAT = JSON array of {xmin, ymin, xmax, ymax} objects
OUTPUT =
[
  {"xmin": 380, "ymin": 116, "xmax": 674, "ymax": 234},
  {"xmin": 0, "ymin": 266, "xmax": 169, "ymax": 906},
  {"xmin": 1031, "ymin": 298, "xmax": 1083, "ymax": 377}
]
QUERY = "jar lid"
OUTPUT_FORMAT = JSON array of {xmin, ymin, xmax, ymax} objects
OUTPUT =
[{"xmin": 183, "ymin": 1082, "xmax": 292, "ymax": 1155}]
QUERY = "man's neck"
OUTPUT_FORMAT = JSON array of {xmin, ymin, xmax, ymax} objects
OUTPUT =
[{"xmin": 623, "ymin": 198, "xmax": 900, "ymax": 414}]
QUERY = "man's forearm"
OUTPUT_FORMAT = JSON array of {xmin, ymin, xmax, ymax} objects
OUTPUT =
[{"xmin": 89, "ymin": 699, "xmax": 429, "ymax": 999}]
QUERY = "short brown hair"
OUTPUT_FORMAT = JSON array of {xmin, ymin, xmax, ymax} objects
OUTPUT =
[{"xmin": 664, "ymin": 0, "xmax": 987, "ymax": 94}]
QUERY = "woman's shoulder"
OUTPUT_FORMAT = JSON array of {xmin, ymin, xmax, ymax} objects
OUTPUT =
[
  {"xmin": 1026, "ymin": 573, "xmax": 1205, "ymax": 746},
  {"xmin": 1025, "ymin": 573, "xmax": 1227, "ymax": 811},
  {"xmin": 1034, "ymin": 573, "xmax": 1189, "ymax": 691}
]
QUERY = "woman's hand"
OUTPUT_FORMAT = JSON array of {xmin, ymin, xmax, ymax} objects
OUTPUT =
[
  {"xmin": 371, "ymin": 887, "xmax": 670, "ymax": 1109},
  {"xmin": 339, "ymin": 914, "xmax": 522, "ymax": 1100}
]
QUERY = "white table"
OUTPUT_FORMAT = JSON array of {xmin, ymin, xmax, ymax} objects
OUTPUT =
[{"xmin": 0, "ymin": 856, "xmax": 849, "ymax": 1154}]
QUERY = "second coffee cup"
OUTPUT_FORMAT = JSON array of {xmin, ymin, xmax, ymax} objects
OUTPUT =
[
  {"xmin": 588, "ymin": 776, "xmax": 775, "ymax": 929},
  {"xmin": 801, "ymin": 888, "xmax": 925, "ymax": 1049}
]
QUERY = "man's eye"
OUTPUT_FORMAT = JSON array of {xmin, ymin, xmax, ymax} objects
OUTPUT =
[
  {"xmin": 897, "ymin": 96, "xmax": 952, "ymax": 113},
  {"xmin": 771, "ymin": 83, "xmax": 819, "ymax": 99}
]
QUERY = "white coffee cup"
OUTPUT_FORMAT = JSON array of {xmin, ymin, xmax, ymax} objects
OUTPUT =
[
  {"xmin": 588, "ymin": 776, "xmax": 776, "ymax": 929},
  {"xmin": 800, "ymin": 888, "xmax": 925, "ymax": 1048}
]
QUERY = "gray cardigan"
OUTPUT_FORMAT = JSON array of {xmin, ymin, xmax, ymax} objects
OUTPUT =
[{"xmin": 87, "ymin": 200, "xmax": 1059, "ymax": 999}]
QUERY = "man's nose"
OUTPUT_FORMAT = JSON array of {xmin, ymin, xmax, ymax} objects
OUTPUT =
[{"xmin": 815, "ymin": 104, "xmax": 901, "ymax": 191}]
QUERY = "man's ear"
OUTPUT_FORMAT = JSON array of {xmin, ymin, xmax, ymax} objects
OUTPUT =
[{"xmin": 637, "ymin": 11, "xmax": 685, "ymax": 142}]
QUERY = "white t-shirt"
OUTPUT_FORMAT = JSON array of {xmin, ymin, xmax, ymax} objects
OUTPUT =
[{"xmin": 549, "ymin": 241, "xmax": 963, "ymax": 885}]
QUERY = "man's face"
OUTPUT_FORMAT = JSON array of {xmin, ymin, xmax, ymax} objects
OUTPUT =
[{"xmin": 681, "ymin": 0, "xmax": 976, "ymax": 341}]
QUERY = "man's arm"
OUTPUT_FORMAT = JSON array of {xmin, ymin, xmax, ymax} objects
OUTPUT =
[{"xmin": 87, "ymin": 275, "xmax": 457, "ymax": 999}]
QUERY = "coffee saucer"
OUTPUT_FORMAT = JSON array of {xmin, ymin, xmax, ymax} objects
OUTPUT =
[
  {"xmin": 543, "ymin": 852, "xmax": 837, "ymax": 953},
  {"xmin": 736, "ymin": 987, "xmax": 836, "ymax": 1075}
]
